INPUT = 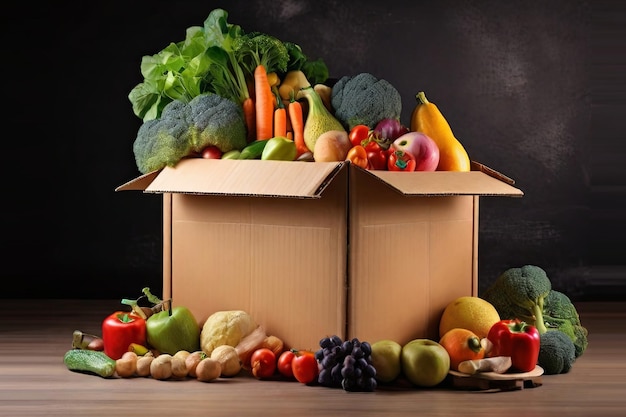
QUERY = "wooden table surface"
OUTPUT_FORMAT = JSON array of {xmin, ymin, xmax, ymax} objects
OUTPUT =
[{"xmin": 1, "ymin": 299, "xmax": 624, "ymax": 417}]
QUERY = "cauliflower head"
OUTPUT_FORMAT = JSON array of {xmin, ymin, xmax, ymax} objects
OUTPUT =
[{"xmin": 200, "ymin": 310, "xmax": 257, "ymax": 356}]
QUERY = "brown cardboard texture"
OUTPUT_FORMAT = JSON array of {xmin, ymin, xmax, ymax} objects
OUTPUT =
[
  {"xmin": 117, "ymin": 158, "xmax": 522, "ymax": 349},
  {"xmin": 346, "ymin": 165, "xmax": 521, "ymax": 345},
  {"xmin": 118, "ymin": 159, "xmax": 349, "ymax": 351}
]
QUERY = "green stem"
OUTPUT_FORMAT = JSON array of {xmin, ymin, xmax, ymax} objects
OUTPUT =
[
  {"xmin": 416, "ymin": 91, "xmax": 429, "ymax": 105},
  {"xmin": 532, "ymin": 304, "xmax": 548, "ymax": 334}
]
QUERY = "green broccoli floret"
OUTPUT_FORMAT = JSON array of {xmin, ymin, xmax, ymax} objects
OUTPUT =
[
  {"xmin": 233, "ymin": 31, "xmax": 290, "ymax": 77},
  {"xmin": 133, "ymin": 93, "xmax": 247, "ymax": 174},
  {"xmin": 187, "ymin": 93, "xmax": 247, "ymax": 152},
  {"xmin": 537, "ymin": 330, "xmax": 576, "ymax": 374},
  {"xmin": 330, "ymin": 72, "xmax": 402, "ymax": 131},
  {"xmin": 482, "ymin": 265, "xmax": 552, "ymax": 334},
  {"xmin": 133, "ymin": 100, "xmax": 194, "ymax": 174},
  {"xmin": 544, "ymin": 290, "xmax": 589, "ymax": 358}
]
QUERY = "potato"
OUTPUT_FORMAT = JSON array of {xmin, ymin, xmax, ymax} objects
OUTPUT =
[
  {"xmin": 115, "ymin": 351, "xmax": 138, "ymax": 378},
  {"xmin": 185, "ymin": 351, "xmax": 205, "ymax": 378},
  {"xmin": 136, "ymin": 355, "xmax": 154, "ymax": 377},
  {"xmin": 150, "ymin": 354, "xmax": 173, "ymax": 380},
  {"xmin": 196, "ymin": 358, "xmax": 221, "ymax": 382},
  {"xmin": 171, "ymin": 355, "xmax": 189, "ymax": 378}
]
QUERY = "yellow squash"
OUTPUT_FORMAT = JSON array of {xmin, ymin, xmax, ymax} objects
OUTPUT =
[{"xmin": 410, "ymin": 92, "xmax": 471, "ymax": 171}]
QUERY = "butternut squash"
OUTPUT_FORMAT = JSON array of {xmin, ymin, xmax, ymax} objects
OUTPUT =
[{"xmin": 410, "ymin": 92, "xmax": 471, "ymax": 172}]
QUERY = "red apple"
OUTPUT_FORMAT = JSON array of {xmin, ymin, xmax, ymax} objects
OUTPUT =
[{"xmin": 391, "ymin": 132, "xmax": 440, "ymax": 171}]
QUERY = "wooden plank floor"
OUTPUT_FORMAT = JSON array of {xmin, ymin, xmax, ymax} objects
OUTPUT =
[{"xmin": 1, "ymin": 299, "xmax": 624, "ymax": 417}]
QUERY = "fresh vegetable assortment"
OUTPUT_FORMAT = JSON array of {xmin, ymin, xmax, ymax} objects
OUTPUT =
[
  {"xmin": 65, "ymin": 265, "xmax": 588, "ymax": 390},
  {"xmin": 70, "ymin": 8, "xmax": 589, "ymax": 391},
  {"xmin": 128, "ymin": 8, "xmax": 472, "ymax": 174},
  {"xmin": 481, "ymin": 264, "xmax": 589, "ymax": 374}
]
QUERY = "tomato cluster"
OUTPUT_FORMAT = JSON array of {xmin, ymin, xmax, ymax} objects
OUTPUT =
[
  {"xmin": 249, "ymin": 347, "xmax": 318, "ymax": 384},
  {"xmin": 346, "ymin": 123, "xmax": 417, "ymax": 171}
]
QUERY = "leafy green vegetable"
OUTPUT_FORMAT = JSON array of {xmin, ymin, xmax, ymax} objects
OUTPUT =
[
  {"xmin": 283, "ymin": 42, "xmax": 328, "ymax": 86},
  {"xmin": 128, "ymin": 8, "xmax": 329, "ymax": 122}
]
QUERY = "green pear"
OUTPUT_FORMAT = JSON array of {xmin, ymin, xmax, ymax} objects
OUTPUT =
[
  {"xmin": 401, "ymin": 339, "xmax": 450, "ymax": 387},
  {"xmin": 371, "ymin": 340, "xmax": 402, "ymax": 383}
]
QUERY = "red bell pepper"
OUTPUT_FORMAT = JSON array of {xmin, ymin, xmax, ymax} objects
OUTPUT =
[
  {"xmin": 102, "ymin": 311, "xmax": 147, "ymax": 360},
  {"xmin": 388, "ymin": 149, "xmax": 416, "ymax": 171},
  {"xmin": 487, "ymin": 319, "xmax": 540, "ymax": 372}
]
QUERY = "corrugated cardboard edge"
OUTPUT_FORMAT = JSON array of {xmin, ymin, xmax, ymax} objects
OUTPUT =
[
  {"xmin": 115, "ymin": 159, "xmax": 346, "ymax": 199},
  {"xmin": 115, "ymin": 170, "xmax": 161, "ymax": 191},
  {"xmin": 470, "ymin": 160, "xmax": 516, "ymax": 185},
  {"xmin": 352, "ymin": 161, "xmax": 524, "ymax": 197},
  {"xmin": 115, "ymin": 159, "xmax": 522, "ymax": 198}
]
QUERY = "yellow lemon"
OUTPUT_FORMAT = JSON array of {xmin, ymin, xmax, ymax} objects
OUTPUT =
[{"xmin": 439, "ymin": 296, "xmax": 500, "ymax": 339}]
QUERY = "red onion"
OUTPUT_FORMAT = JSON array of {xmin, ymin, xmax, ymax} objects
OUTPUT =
[{"xmin": 373, "ymin": 118, "xmax": 409, "ymax": 148}]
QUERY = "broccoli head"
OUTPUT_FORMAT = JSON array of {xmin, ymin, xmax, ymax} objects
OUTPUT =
[
  {"xmin": 330, "ymin": 72, "xmax": 402, "ymax": 131},
  {"xmin": 537, "ymin": 330, "xmax": 576, "ymax": 374},
  {"xmin": 133, "ymin": 93, "xmax": 247, "ymax": 174},
  {"xmin": 544, "ymin": 290, "xmax": 589, "ymax": 358},
  {"xmin": 482, "ymin": 265, "xmax": 552, "ymax": 334}
]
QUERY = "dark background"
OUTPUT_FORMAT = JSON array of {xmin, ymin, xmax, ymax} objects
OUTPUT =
[{"xmin": 2, "ymin": 0, "xmax": 623, "ymax": 301}]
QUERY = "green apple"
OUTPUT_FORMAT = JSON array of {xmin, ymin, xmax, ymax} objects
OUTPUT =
[
  {"xmin": 146, "ymin": 305, "xmax": 200, "ymax": 354},
  {"xmin": 371, "ymin": 340, "xmax": 402, "ymax": 383},
  {"xmin": 401, "ymin": 338, "xmax": 450, "ymax": 387}
]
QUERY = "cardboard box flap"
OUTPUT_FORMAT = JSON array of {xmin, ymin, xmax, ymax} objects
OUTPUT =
[
  {"xmin": 115, "ymin": 170, "xmax": 161, "ymax": 191},
  {"xmin": 359, "ymin": 166, "xmax": 524, "ymax": 197},
  {"xmin": 116, "ymin": 158, "xmax": 346, "ymax": 198}
]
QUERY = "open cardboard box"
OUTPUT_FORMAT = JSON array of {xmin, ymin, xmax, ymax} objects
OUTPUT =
[{"xmin": 117, "ymin": 158, "xmax": 522, "ymax": 350}]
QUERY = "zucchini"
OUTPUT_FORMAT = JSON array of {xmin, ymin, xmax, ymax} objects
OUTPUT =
[
  {"xmin": 63, "ymin": 349, "xmax": 116, "ymax": 378},
  {"xmin": 239, "ymin": 139, "xmax": 269, "ymax": 159}
]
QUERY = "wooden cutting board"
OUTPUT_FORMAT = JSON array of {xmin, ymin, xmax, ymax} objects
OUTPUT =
[{"xmin": 447, "ymin": 366, "xmax": 544, "ymax": 392}]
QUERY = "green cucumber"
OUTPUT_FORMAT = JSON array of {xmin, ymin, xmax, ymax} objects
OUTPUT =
[
  {"xmin": 63, "ymin": 349, "xmax": 116, "ymax": 378},
  {"xmin": 239, "ymin": 139, "xmax": 269, "ymax": 160}
]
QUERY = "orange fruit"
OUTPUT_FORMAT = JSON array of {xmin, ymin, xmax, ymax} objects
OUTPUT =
[
  {"xmin": 439, "ymin": 328, "xmax": 485, "ymax": 371},
  {"xmin": 439, "ymin": 296, "xmax": 500, "ymax": 339}
]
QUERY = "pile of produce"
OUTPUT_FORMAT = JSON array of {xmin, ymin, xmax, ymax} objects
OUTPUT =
[
  {"xmin": 83, "ymin": 8, "xmax": 590, "ymax": 393},
  {"xmin": 64, "ymin": 265, "xmax": 588, "ymax": 391},
  {"xmin": 128, "ymin": 8, "xmax": 471, "ymax": 174}
]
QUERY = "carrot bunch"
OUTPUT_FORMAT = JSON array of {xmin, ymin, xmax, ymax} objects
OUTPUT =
[{"xmin": 245, "ymin": 64, "xmax": 307, "ymax": 158}]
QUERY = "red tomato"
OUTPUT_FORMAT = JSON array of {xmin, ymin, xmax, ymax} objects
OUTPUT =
[
  {"xmin": 291, "ymin": 350, "xmax": 318, "ymax": 384},
  {"xmin": 201, "ymin": 145, "xmax": 223, "ymax": 159},
  {"xmin": 277, "ymin": 349, "xmax": 296, "ymax": 379},
  {"xmin": 367, "ymin": 149, "xmax": 388, "ymax": 170},
  {"xmin": 250, "ymin": 348, "xmax": 276, "ymax": 379},
  {"xmin": 349, "ymin": 125, "xmax": 371, "ymax": 147}
]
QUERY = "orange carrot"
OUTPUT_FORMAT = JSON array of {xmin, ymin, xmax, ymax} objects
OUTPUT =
[
  {"xmin": 273, "ymin": 108, "xmax": 287, "ymax": 138},
  {"xmin": 288, "ymin": 100, "xmax": 308, "ymax": 157},
  {"xmin": 242, "ymin": 97, "xmax": 256, "ymax": 143},
  {"xmin": 254, "ymin": 65, "xmax": 274, "ymax": 141}
]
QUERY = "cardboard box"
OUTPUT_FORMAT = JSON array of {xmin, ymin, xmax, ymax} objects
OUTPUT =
[{"xmin": 117, "ymin": 159, "xmax": 522, "ymax": 349}]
